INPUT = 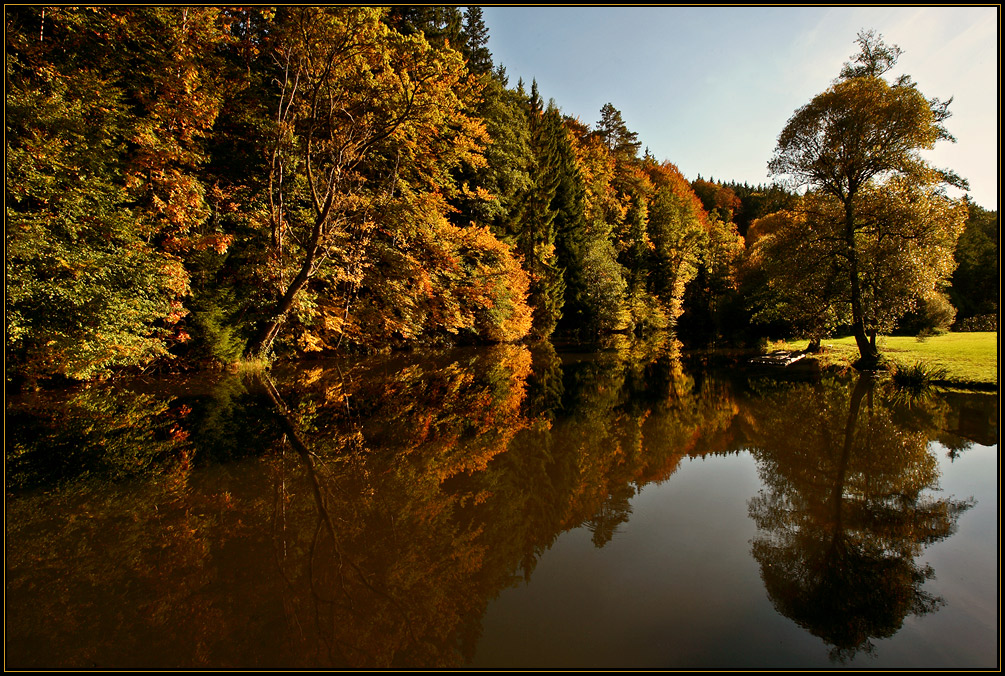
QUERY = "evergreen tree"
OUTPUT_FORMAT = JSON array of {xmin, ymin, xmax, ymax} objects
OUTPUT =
[
  {"xmin": 517, "ymin": 92, "xmax": 564, "ymax": 339},
  {"xmin": 460, "ymin": 6, "xmax": 493, "ymax": 75},
  {"xmin": 563, "ymin": 117, "xmax": 630, "ymax": 336},
  {"xmin": 596, "ymin": 103, "xmax": 641, "ymax": 160},
  {"xmin": 448, "ymin": 8, "xmax": 533, "ymax": 245},
  {"xmin": 551, "ymin": 116, "xmax": 590, "ymax": 335},
  {"xmin": 385, "ymin": 6, "xmax": 463, "ymax": 50}
]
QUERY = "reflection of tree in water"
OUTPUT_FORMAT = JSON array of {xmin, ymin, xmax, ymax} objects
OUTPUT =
[
  {"xmin": 254, "ymin": 336, "xmax": 744, "ymax": 666},
  {"xmin": 5, "ymin": 387, "xmax": 191, "ymax": 491},
  {"xmin": 744, "ymin": 376, "xmax": 974, "ymax": 662},
  {"xmin": 585, "ymin": 483, "xmax": 635, "ymax": 547},
  {"xmin": 255, "ymin": 345, "xmax": 536, "ymax": 668},
  {"xmin": 934, "ymin": 390, "xmax": 1000, "ymax": 460},
  {"xmin": 525, "ymin": 341, "xmax": 565, "ymax": 419},
  {"xmin": 5, "ymin": 348, "xmax": 535, "ymax": 669},
  {"xmin": 542, "ymin": 333, "xmax": 736, "ymax": 550},
  {"xmin": 6, "ymin": 338, "xmax": 744, "ymax": 669},
  {"xmin": 5, "ymin": 385, "xmax": 238, "ymax": 669}
]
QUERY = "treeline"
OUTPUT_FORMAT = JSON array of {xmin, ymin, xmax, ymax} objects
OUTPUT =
[{"xmin": 5, "ymin": 7, "xmax": 997, "ymax": 387}]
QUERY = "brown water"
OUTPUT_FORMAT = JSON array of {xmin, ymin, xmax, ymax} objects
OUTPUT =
[{"xmin": 5, "ymin": 340, "xmax": 998, "ymax": 668}]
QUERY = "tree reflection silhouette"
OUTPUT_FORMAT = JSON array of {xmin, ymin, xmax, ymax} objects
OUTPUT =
[
  {"xmin": 585, "ymin": 484, "xmax": 634, "ymax": 547},
  {"xmin": 250, "ymin": 346, "xmax": 536, "ymax": 668},
  {"xmin": 11, "ymin": 342, "xmax": 981, "ymax": 668},
  {"xmin": 246, "ymin": 338, "xmax": 735, "ymax": 666},
  {"xmin": 744, "ymin": 376, "xmax": 974, "ymax": 662}
]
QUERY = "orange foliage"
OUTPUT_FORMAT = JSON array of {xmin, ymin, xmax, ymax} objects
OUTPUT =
[
  {"xmin": 644, "ymin": 161, "xmax": 711, "ymax": 232},
  {"xmin": 692, "ymin": 178, "xmax": 743, "ymax": 219}
]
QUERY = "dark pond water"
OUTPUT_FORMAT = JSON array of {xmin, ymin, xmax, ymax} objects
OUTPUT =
[{"xmin": 5, "ymin": 339, "xmax": 999, "ymax": 669}]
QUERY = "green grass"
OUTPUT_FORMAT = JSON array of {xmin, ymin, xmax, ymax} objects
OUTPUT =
[{"xmin": 770, "ymin": 332, "xmax": 999, "ymax": 388}]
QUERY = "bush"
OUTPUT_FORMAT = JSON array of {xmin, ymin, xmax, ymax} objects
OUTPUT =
[
  {"xmin": 896, "ymin": 291, "xmax": 957, "ymax": 336},
  {"xmin": 954, "ymin": 314, "xmax": 998, "ymax": 332}
]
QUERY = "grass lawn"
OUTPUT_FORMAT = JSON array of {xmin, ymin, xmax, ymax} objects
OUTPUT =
[{"xmin": 771, "ymin": 332, "xmax": 999, "ymax": 389}]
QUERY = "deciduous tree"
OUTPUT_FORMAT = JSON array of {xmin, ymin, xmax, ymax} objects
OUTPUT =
[
  {"xmin": 768, "ymin": 30, "xmax": 967, "ymax": 366},
  {"xmin": 244, "ymin": 7, "xmax": 488, "ymax": 357},
  {"xmin": 5, "ymin": 7, "xmax": 217, "ymax": 383}
]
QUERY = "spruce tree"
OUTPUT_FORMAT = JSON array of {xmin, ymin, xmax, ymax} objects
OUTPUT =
[
  {"xmin": 550, "ymin": 116, "xmax": 590, "ymax": 336},
  {"xmin": 460, "ymin": 6, "xmax": 493, "ymax": 75},
  {"xmin": 516, "ymin": 85, "xmax": 564, "ymax": 338}
]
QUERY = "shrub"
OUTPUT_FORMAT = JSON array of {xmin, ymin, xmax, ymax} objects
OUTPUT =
[{"xmin": 954, "ymin": 314, "xmax": 998, "ymax": 332}]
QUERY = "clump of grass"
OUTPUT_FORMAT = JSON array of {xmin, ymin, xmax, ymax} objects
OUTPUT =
[
  {"xmin": 232, "ymin": 357, "xmax": 270, "ymax": 375},
  {"xmin": 892, "ymin": 361, "xmax": 948, "ymax": 391}
]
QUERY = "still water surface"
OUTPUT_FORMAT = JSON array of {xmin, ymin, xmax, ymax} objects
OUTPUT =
[{"xmin": 5, "ymin": 341, "xmax": 998, "ymax": 668}]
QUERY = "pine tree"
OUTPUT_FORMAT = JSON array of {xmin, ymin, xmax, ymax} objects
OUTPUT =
[
  {"xmin": 596, "ymin": 103, "xmax": 641, "ymax": 160},
  {"xmin": 385, "ymin": 6, "xmax": 463, "ymax": 50},
  {"xmin": 501, "ymin": 83, "xmax": 570, "ymax": 339}
]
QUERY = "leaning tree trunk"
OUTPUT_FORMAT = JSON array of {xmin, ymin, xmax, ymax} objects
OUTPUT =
[{"xmin": 245, "ymin": 216, "xmax": 325, "ymax": 359}]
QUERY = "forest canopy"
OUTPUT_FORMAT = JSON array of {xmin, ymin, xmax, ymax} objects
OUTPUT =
[{"xmin": 5, "ymin": 9, "xmax": 991, "ymax": 387}]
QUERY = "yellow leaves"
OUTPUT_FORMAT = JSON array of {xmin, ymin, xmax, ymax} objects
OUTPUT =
[
  {"xmin": 296, "ymin": 330, "xmax": 326, "ymax": 353},
  {"xmin": 773, "ymin": 73, "xmax": 949, "ymax": 199},
  {"xmin": 460, "ymin": 184, "xmax": 496, "ymax": 205},
  {"xmin": 754, "ymin": 175, "xmax": 967, "ymax": 337},
  {"xmin": 164, "ymin": 300, "xmax": 188, "ymax": 325},
  {"xmin": 297, "ymin": 366, "xmax": 324, "ymax": 387},
  {"xmin": 131, "ymin": 126, "xmax": 160, "ymax": 149},
  {"xmin": 160, "ymin": 256, "xmax": 191, "ymax": 298},
  {"xmin": 321, "ymin": 310, "xmax": 345, "ymax": 334},
  {"xmin": 124, "ymin": 173, "xmax": 143, "ymax": 190}
]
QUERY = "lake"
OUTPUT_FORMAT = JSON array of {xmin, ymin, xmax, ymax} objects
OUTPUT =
[{"xmin": 5, "ymin": 338, "xmax": 998, "ymax": 668}]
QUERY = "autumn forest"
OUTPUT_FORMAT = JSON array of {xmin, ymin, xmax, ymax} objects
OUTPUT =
[{"xmin": 5, "ymin": 7, "xmax": 999, "ymax": 387}]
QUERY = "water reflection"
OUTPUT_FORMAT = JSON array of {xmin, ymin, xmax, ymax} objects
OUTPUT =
[
  {"xmin": 742, "ymin": 376, "xmax": 976, "ymax": 662},
  {"xmin": 4, "ymin": 343, "xmax": 995, "ymax": 668},
  {"xmin": 6, "ymin": 387, "xmax": 192, "ymax": 491},
  {"xmin": 253, "ymin": 346, "xmax": 535, "ymax": 667}
]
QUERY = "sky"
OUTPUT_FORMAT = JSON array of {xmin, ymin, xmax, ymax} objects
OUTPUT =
[{"xmin": 481, "ymin": 6, "xmax": 999, "ymax": 210}]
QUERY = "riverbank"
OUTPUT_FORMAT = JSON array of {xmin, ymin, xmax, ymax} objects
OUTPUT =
[{"xmin": 769, "ymin": 332, "xmax": 999, "ymax": 391}]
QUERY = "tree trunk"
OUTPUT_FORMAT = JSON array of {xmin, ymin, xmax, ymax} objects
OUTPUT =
[
  {"xmin": 244, "ymin": 219, "xmax": 324, "ymax": 359},
  {"xmin": 255, "ymin": 370, "xmax": 419, "ymax": 637},
  {"xmin": 844, "ymin": 199, "xmax": 880, "ymax": 367},
  {"xmin": 244, "ymin": 270, "xmax": 310, "ymax": 359},
  {"xmin": 828, "ymin": 374, "xmax": 871, "ymax": 560}
]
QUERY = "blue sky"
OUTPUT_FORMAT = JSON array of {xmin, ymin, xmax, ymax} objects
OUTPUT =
[{"xmin": 481, "ymin": 6, "xmax": 998, "ymax": 210}]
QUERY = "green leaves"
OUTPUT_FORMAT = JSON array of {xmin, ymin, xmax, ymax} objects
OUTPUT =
[{"xmin": 6, "ymin": 11, "xmax": 194, "ymax": 383}]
